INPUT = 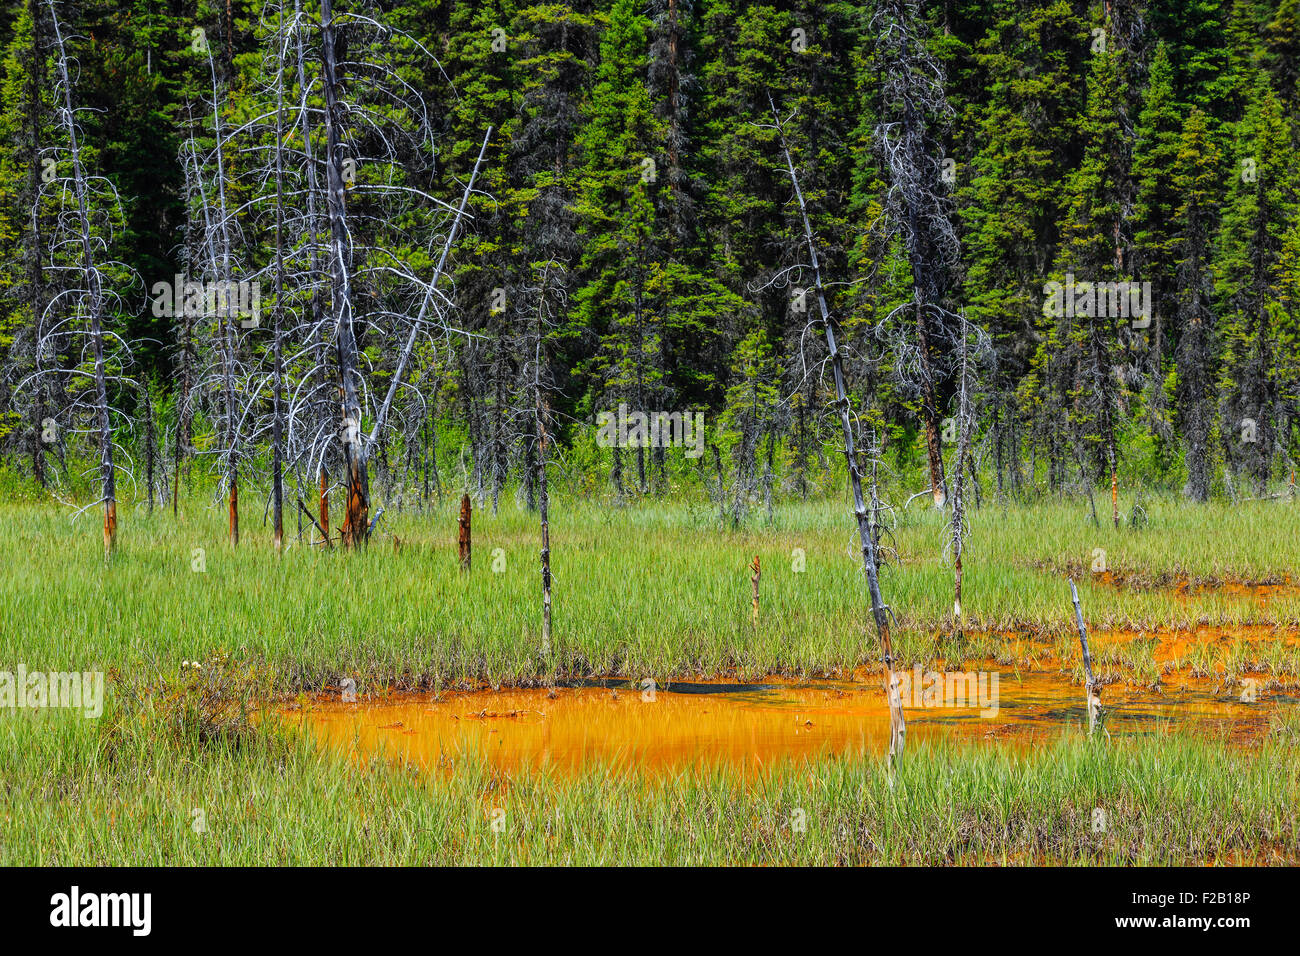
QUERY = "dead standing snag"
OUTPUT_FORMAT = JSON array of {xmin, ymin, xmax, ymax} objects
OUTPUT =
[
  {"xmin": 458, "ymin": 494, "xmax": 472, "ymax": 572},
  {"xmin": 768, "ymin": 93, "xmax": 905, "ymax": 764},
  {"xmin": 1068, "ymin": 579, "xmax": 1102, "ymax": 734},
  {"xmin": 320, "ymin": 0, "xmax": 368, "ymax": 547}
]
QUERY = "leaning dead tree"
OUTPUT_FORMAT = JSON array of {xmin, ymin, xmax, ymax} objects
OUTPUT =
[
  {"xmin": 364, "ymin": 127, "xmax": 493, "ymax": 460},
  {"xmin": 768, "ymin": 94, "xmax": 905, "ymax": 764},
  {"xmin": 1068, "ymin": 579, "xmax": 1102, "ymax": 735}
]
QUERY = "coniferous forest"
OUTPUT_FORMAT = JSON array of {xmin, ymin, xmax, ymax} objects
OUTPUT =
[{"xmin": 2, "ymin": 0, "xmax": 1298, "ymax": 530}]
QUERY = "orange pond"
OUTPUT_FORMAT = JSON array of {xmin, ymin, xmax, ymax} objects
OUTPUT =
[{"xmin": 280, "ymin": 673, "xmax": 1292, "ymax": 775}]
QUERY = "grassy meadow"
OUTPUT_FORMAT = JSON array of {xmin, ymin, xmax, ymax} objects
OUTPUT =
[
  {"xmin": 3, "ymin": 487, "xmax": 1299, "ymax": 864},
  {"xmin": 4, "ymin": 491, "xmax": 1300, "ymax": 686}
]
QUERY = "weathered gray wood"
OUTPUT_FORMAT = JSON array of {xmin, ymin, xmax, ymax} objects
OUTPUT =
[
  {"xmin": 1068, "ymin": 578, "xmax": 1101, "ymax": 734},
  {"xmin": 46, "ymin": 0, "xmax": 115, "ymax": 554},
  {"xmin": 770, "ymin": 93, "xmax": 905, "ymax": 764},
  {"xmin": 951, "ymin": 316, "xmax": 971, "ymax": 624},
  {"xmin": 366, "ymin": 126, "xmax": 493, "ymax": 458},
  {"xmin": 320, "ymin": 0, "xmax": 367, "ymax": 546},
  {"xmin": 271, "ymin": 2, "xmax": 288, "ymax": 552}
]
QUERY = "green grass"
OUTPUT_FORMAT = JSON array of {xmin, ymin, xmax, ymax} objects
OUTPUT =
[
  {"xmin": 2, "ymin": 703, "xmax": 1295, "ymax": 865},
  {"xmin": 3, "ymin": 493, "xmax": 1299, "ymax": 691},
  {"xmin": 3, "ymin": 491, "xmax": 1299, "ymax": 866}
]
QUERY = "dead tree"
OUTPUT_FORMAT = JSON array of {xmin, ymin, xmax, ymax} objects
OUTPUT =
[
  {"xmin": 171, "ymin": 108, "xmax": 202, "ymax": 518},
  {"xmin": 365, "ymin": 127, "xmax": 493, "ymax": 460},
  {"xmin": 291, "ymin": 0, "xmax": 333, "ymax": 546},
  {"xmin": 947, "ymin": 314, "xmax": 990, "ymax": 629},
  {"xmin": 872, "ymin": 0, "xmax": 963, "ymax": 510},
  {"xmin": 201, "ymin": 43, "xmax": 244, "ymax": 546},
  {"xmin": 458, "ymin": 494, "xmax": 471, "ymax": 571},
  {"xmin": 769, "ymin": 94, "xmax": 905, "ymax": 764},
  {"xmin": 950, "ymin": 317, "xmax": 971, "ymax": 624},
  {"xmin": 9, "ymin": 0, "xmax": 55, "ymax": 490},
  {"xmin": 1068, "ymin": 579, "xmax": 1102, "ymax": 735},
  {"xmin": 537, "ymin": 400, "xmax": 553, "ymax": 654},
  {"xmin": 37, "ymin": 0, "xmax": 136, "ymax": 554},
  {"xmin": 288, "ymin": 0, "xmax": 455, "ymax": 545},
  {"xmin": 319, "ymin": 0, "xmax": 368, "ymax": 546},
  {"xmin": 178, "ymin": 42, "xmax": 251, "ymax": 547},
  {"xmin": 271, "ymin": 7, "xmax": 287, "ymax": 552},
  {"xmin": 523, "ymin": 260, "xmax": 567, "ymax": 654}
]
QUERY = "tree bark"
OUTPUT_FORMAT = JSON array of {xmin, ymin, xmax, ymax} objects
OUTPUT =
[
  {"xmin": 772, "ymin": 95, "xmax": 905, "ymax": 763},
  {"xmin": 951, "ymin": 317, "xmax": 971, "ymax": 624},
  {"xmin": 270, "ymin": 1, "xmax": 287, "ymax": 552},
  {"xmin": 48, "ymin": 1, "xmax": 116, "ymax": 555},
  {"xmin": 318, "ymin": 467, "xmax": 330, "ymax": 546},
  {"xmin": 321, "ymin": 0, "xmax": 369, "ymax": 547},
  {"xmin": 458, "ymin": 494, "xmax": 472, "ymax": 572},
  {"xmin": 1069, "ymin": 579, "xmax": 1101, "ymax": 735}
]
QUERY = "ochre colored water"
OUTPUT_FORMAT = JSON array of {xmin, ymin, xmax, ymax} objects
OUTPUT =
[
  {"xmin": 1093, "ymin": 622, "xmax": 1296, "ymax": 652},
  {"xmin": 1095, "ymin": 570, "xmax": 1300, "ymax": 605},
  {"xmin": 282, "ymin": 670, "xmax": 1288, "ymax": 775}
]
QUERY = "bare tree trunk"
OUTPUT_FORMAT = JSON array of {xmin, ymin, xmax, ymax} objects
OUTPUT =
[
  {"xmin": 173, "ymin": 168, "xmax": 196, "ymax": 517},
  {"xmin": 458, "ymin": 494, "xmax": 472, "ymax": 571},
  {"xmin": 48, "ymin": 1, "xmax": 116, "ymax": 555},
  {"xmin": 366, "ymin": 128, "xmax": 493, "ymax": 457},
  {"xmin": 918, "ymin": 312, "xmax": 948, "ymax": 509},
  {"xmin": 270, "ymin": 4, "xmax": 287, "ymax": 553},
  {"xmin": 318, "ymin": 467, "xmax": 330, "ymax": 546},
  {"xmin": 271, "ymin": 312, "xmax": 284, "ymax": 551},
  {"xmin": 196, "ymin": 47, "xmax": 240, "ymax": 547},
  {"xmin": 143, "ymin": 384, "xmax": 156, "ymax": 513},
  {"xmin": 772, "ymin": 95, "xmax": 904, "ymax": 764},
  {"xmin": 321, "ymin": 0, "xmax": 368, "ymax": 547},
  {"xmin": 535, "ymin": 306, "xmax": 553, "ymax": 654},
  {"xmin": 294, "ymin": 0, "xmax": 331, "ymax": 542},
  {"xmin": 229, "ymin": 476, "xmax": 239, "ymax": 546},
  {"xmin": 1103, "ymin": 426, "xmax": 1116, "ymax": 529},
  {"xmin": 950, "ymin": 317, "xmax": 972, "ymax": 626},
  {"xmin": 26, "ymin": 2, "xmax": 48, "ymax": 490},
  {"xmin": 1069, "ymin": 579, "xmax": 1101, "ymax": 735}
]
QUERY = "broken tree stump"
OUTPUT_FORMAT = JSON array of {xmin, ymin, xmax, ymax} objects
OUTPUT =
[
  {"xmin": 458, "ymin": 494, "xmax": 472, "ymax": 572},
  {"xmin": 1068, "ymin": 578, "xmax": 1102, "ymax": 734},
  {"xmin": 318, "ymin": 467, "xmax": 330, "ymax": 547},
  {"xmin": 750, "ymin": 555, "xmax": 761, "ymax": 630}
]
